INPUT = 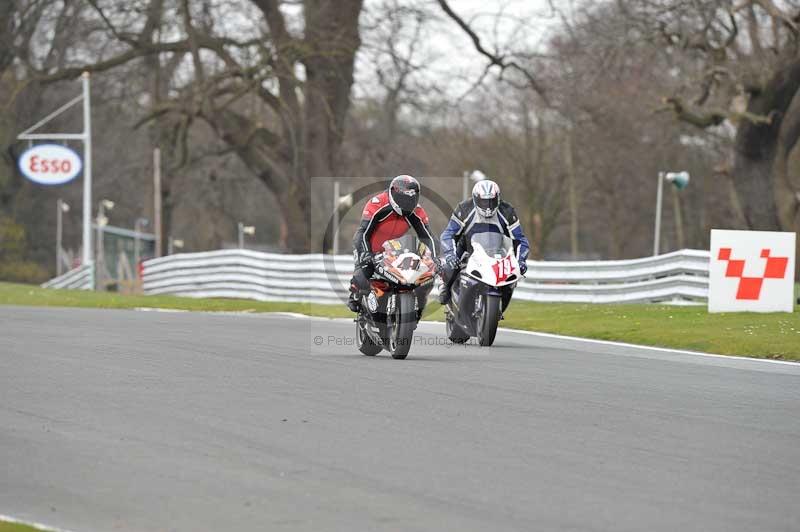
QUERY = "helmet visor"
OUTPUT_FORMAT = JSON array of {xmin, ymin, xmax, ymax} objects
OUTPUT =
[
  {"xmin": 391, "ymin": 188, "xmax": 418, "ymax": 213},
  {"xmin": 474, "ymin": 195, "xmax": 498, "ymax": 214}
]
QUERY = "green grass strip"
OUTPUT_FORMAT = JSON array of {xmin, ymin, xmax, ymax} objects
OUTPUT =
[
  {"xmin": 0, "ymin": 518, "xmax": 57, "ymax": 532},
  {"xmin": 0, "ymin": 281, "xmax": 351, "ymax": 318}
]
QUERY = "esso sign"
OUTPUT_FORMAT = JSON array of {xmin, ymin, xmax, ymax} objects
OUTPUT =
[
  {"xmin": 709, "ymin": 229, "xmax": 796, "ymax": 313},
  {"xmin": 18, "ymin": 144, "xmax": 82, "ymax": 185}
]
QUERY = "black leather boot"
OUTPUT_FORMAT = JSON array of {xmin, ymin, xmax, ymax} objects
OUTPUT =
[
  {"xmin": 347, "ymin": 291, "xmax": 361, "ymax": 313},
  {"xmin": 438, "ymin": 288, "xmax": 451, "ymax": 305}
]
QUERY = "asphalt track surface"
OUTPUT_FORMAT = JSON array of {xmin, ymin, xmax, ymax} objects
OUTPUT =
[{"xmin": 2, "ymin": 306, "xmax": 800, "ymax": 532}]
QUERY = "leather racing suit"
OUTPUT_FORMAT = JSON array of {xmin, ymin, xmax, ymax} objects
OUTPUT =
[
  {"xmin": 349, "ymin": 191, "xmax": 437, "ymax": 313},
  {"xmin": 439, "ymin": 199, "xmax": 529, "ymax": 309}
]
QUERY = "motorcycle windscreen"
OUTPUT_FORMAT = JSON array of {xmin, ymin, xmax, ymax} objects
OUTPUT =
[
  {"xmin": 470, "ymin": 232, "xmax": 512, "ymax": 258},
  {"xmin": 381, "ymin": 234, "xmax": 432, "ymax": 259}
]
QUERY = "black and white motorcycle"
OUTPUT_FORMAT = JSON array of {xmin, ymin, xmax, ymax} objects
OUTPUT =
[{"xmin": 442, "ymin": 233, "xmax": 523, "ymax": 346}]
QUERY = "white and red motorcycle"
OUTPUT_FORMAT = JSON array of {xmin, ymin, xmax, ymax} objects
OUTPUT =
[
  {"xmin": 356, "ymin": 236, "xmax": 436, "ymax": 359},
  {"xmin": 443, "ymin": 233, "xmax": 523, "ymax": 346}
]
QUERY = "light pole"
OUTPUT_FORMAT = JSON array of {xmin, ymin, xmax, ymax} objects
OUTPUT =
[
  {"xmin": 95, "ymin": 199, "xmax": 114, "ymax": 285},
  {"xmin": 333, "ymin": 180, "xmax": 340, "ymax": 255},
  {"xmin": 462, "ymin": 170, "xmax": 487, "ymax": 200},
  {"xmin": 168, "ymin": 237, "xmax": 184, "ymax": 255},
  {"xmin": 83, "ymin": 73, "xmax": 92, "ymax": 267},
  {"xmin": 134, "ymin": 217, "xmax": 149, "ymax": 277},
  {"xmin": 56, "ymin": 199, "xmax": 70, "ymax": 276},
  {"xmin": 238, "ymin": 222, "xmax": 255, "ymax": 249},
  {"xmin": 331, "ymin": 181, "xmax": 353, "ymax": 255},
  {"xmin": 653, "ymin": 171, "xmax": 690, "ymax": 256},
  {"xmin": 153, "ymin": 147, "xmax": 162, "ymax": 258}
]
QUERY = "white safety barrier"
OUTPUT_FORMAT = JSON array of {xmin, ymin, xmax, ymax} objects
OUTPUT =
[
  {"xmin": 41, "ymin": 263, "xmax": 94, "ymax": 291},
  {"xmin": 519, "ymin": 249, "xmax": 710, "ymax": 303},
  {"xmin": 142, "ymin": 249, "xmax": 710, "ymax": 305},
  {"xmin": 143, "ymin": 250, "xmax": 353, "ymax": 304}
]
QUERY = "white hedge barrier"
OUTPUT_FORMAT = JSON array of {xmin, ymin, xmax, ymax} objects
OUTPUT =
[
  {"xmin": 141, "ymin": 249, "xmax": 710, "ymax": 305},
  {"xmin": 41, "ymin": 263, "xmax": 94, "ymax": 291}
]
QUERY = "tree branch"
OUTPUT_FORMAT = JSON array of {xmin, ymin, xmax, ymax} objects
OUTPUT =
[
  {"xmin": 736, "ymin": 0, "xmax": 799, "ymax": 36},
  {"xmin": 86, "ymin": 0, "xmax": 140, "ymax": 47},
  {"xmin": 31, "ymin": 31, "xmax": 258, "ymax": 84},
  {"xmin": 182, "ymin": 0, "xmax": 206, "ymax": 85},
  {"xmin": 435, "ymin": 0, "xmax": 548, "ymax": 103},
  {"xmin": 662, "ymin": 96, "xmax": 775, "ymax": 128},
  {"xmin": 34, "ymin": 44, "xmax": 180, "ymax": 83},
  {"xmin": 251, "ymin": 0, "xmax": 301, "ymax": 124}
]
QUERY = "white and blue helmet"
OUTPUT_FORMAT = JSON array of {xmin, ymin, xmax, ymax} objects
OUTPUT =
[{"xmin": 472, "ymin": 180, "xmax": 500, "ymax": 217}]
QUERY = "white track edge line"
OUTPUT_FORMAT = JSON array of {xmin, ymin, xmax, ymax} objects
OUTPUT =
[
  {"xmin": 270, "ymin": 313, "xmax": 799, "ymax": 367},
  {"xmin": 0, "ymin": 514, "xmax": 74, "ymax": 532},
  {"xmin": 134, "ymin": 307, "xmax": 189, "ymax": 313},
  {"xmin": 490, "ymin": 325, "xmax": 799, "ymax": 366},
  {"xmin": 129, "ymin": 308, "xmax": 798, "ymax": 366},
  {"xmin": 134, "ymin": 308, "xmax": 307, "ymax": 319}
]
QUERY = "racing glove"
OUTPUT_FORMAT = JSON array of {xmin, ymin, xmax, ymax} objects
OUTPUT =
[
  {"xmin": 519, "ymin": 260, "xmax": 528, "ymax": 276},
  {"xmin": 440, "ymin": 254, "xmax": 459, "ymax": 272},
  {"xmin": 357, "ymin": 251, "xmax": 374, "ymax": 269}
]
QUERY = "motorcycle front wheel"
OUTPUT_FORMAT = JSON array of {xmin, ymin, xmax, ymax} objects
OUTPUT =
[
  {"xmin": 388, "ymin": 292, "xmax": 416, "ymax": 359},
  {"xmin": 477, "ymin": 294, "xmax": 501, "ymax": 347}
]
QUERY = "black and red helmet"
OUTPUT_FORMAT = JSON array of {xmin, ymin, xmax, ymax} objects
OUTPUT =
[{"xmin": 388, "ymin": 174, "xmax": 420, "ymax": 215}]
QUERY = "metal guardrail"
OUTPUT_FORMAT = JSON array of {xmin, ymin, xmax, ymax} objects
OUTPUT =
[
  {"xmin": 518, "ymin": 249, "xmax": 710, "ymax": 303},
  {"xmin": 143, "ymin": 250, "xmax": 352, "ymax": 303},
  {"xmin": 41, "ymin": 263, "xmax": 95, "ymax": 291},
  {"xmin": 141, "ymin": 249, "xmax": 710, "ymax": 305}
]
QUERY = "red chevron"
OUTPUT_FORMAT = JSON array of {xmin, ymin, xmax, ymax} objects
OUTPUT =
[{"xmin": 717, "ymin": 248, "xmax": 788, "ymax": 300}]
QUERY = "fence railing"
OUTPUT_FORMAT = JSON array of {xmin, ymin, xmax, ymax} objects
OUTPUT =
[
  {"xmin": 141, "ymin": 249, "xmax": 710, "ymax": 305},
  {"xmin": 143, "ymin": 250, "xmax": 352, "ymax": 304},
  {"xmin": 518, "ymin": 249, "xmax": 710, "ymax": 303},
  {"xmin": 40, "ymin": 263, "xmax": 94, "ymax": 291}
]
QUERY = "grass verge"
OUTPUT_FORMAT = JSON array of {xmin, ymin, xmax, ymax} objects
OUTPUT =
[
  {"xmin": 0, "ymin": 281, "xmax": 351, "ymax": 318},
  {"xmin": 0, "ymin": 519, "xmax": 52, "ymax": 532},
  {"xmin": 2, "ymin": 282, "xmax": 799, "ymax": 361},
  {"xmin": 497, "ymin": 300, "xmax": 799, "ymax": 360}
]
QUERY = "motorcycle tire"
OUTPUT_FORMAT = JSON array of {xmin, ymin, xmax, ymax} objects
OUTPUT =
[
  {"xmin": 389, "ymin": 292, "xmax": 416, "ymax": 359},
  {"xmin": 356, "ymin": 315, "xmax": 381, "ymax": 356},
  {"xmin": 477, "ymin": 294, "xmax": 502, "ymax": 347}
]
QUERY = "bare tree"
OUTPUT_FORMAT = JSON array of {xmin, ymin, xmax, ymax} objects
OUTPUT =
[
  {"xmin": 617, "ymin": 0, "xmax": 800, "ymax": 270},
  {"xmin": 20, "ymin": 0, "xmax": 363, "ymax": 252},
  {"xmin": 435, "ymin": 0, "xmax": 549, "ymax": 102}
]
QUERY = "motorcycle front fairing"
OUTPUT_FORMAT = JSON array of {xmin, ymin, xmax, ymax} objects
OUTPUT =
[
  {"xmin": 361, "ymin": 236, "xmax": 435, "ymax": 336},
  {"xmin": 463, "ymin": 233, "xmax": 521, "ymax": 287}
]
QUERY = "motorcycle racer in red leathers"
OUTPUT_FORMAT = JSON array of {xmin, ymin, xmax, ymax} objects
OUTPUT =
[{"xmin": 347, "ymin": 175, "xmax": 437, "ymax": 314}]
